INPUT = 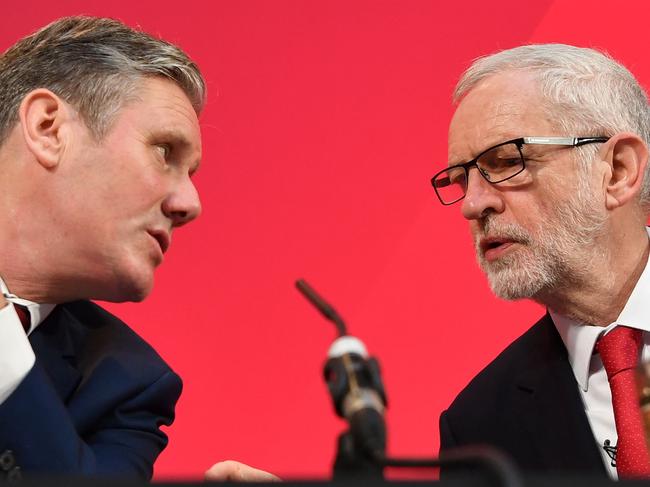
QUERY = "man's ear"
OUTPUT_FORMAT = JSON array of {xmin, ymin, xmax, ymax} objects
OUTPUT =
[
  {"xmin": 19, "ymin": 89, "xmax": 73, "ymax": 169},
  {"xmin": 601, "ymin": 133, "xmax": 648, "ymax": 210}
]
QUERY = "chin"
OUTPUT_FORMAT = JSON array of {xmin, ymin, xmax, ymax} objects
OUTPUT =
[
  {"xmin": 123, "ymin": 286, "xmax": 152, "ymax": 303},
  {"xmin": 104, "ymin": 265, "xmax": 155, "ymax": 303},
  {"xmin": 484, "ymin": 261, "xmax": 557, "ymax": 301},
  {"xmin": 123, "ymin": 277, "xmax": 154, "ymax": 302}
]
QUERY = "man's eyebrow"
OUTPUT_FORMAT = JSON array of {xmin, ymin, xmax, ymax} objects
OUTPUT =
[
  {"xmin": 447, "ymin": 150, "xmax": 474, "ymax": 167},
  {"xmin": 151, "ymin": 129, "xmax": 193, "ymax": 148},
  {"xmin": 445, "ymin": 157, "xmax": 473, "ymax": 170},
  {"xmin": 447, "ymin": 143, "xmax": 488, "ymax": 167},
  {"xmin": 448, "ymin": 135, "xmax": 520, "ymax": 166}
]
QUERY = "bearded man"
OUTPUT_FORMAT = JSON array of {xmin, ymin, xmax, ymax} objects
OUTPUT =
[{"xmin": 433, "ymin": 44, "xmax": 650, "ymax": 479}]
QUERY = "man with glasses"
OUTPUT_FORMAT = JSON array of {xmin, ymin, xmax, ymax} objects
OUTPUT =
[{"xmin": 435, "ymin": 44, "xmax": 650, "ymax": 479}]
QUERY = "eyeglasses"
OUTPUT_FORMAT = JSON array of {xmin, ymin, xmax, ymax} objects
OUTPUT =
[{"xmin": 430, "ymin": 136, "xmax": 609, "ymax": 206}]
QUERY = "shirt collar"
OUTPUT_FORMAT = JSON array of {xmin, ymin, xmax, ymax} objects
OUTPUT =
[
  {"xmin": 552, "ymin": 227, "xmax": 650, "ymax": 392},
  {"xmin": 551, "ymin": 310, "xmax": 604, "ymax": 391},
  {"xmin": 0, "ymin": 276, "xmax": 55, "ymax": 336}
]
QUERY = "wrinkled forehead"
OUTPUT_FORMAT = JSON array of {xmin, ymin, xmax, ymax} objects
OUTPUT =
[{"xmin": 447, "ymin": 72, "xmax": 555, "ymax": 165}]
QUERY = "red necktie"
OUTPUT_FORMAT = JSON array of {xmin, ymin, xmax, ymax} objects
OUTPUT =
[
  {"xmin": 14, "ymin": 304, "xmax": 30, "ymax": 334},
  {"xmin": 597, "ymin": 326, "xmax": 650, "ymax": 477}
]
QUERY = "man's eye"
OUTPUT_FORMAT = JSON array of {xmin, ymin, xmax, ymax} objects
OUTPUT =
[
  {"xmin": 481, "ymin": 157, "xmax": 520, "ymax": 173},
  {"xmin": 498, "ymin": 157, "xmax": 522, "ymax": 167}
]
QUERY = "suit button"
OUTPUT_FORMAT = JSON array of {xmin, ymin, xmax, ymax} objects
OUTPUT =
[
  {"xmin": 7, "ymin": 466, "xmax": 21, "ymax": 483},
  {"xmin": 0, "ymin": 450, "xmax": 15, "ymax": 471}
]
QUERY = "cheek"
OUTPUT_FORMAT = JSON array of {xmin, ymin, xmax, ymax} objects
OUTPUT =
[
  {"xmin": 521, "ymin": 175, "xmax": 568, "ymax": 220},
  {"xmin": 108, "ymin": 164, "xmax": 169, "ymax": 214}
]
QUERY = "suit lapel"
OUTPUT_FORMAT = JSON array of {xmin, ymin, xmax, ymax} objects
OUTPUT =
[
  {"xmin": 513, "ymin": 315, "xmax": 606, "ymax": 473},
  {"xmin": 29, "ymin": 305, "xmax": 82, "ymax": 403}
]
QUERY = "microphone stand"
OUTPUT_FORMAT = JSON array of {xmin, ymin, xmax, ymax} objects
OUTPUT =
[{"xmin": 296, "ymin": 279, "xmax": 523, "ymax": 487}]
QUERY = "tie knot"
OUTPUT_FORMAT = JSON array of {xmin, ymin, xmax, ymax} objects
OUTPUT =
[
  {"xmin": 597, "ymin": 326, "xmax": 643, "ymax": 381},
  {"xmin": 14, "ymin": 304, "xmax": 30, "ymax": 334}
]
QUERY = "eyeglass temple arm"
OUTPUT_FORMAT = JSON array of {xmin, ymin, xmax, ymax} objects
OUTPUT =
[{"xmin": 521, "ymin": 136, "xmax": 609, "ymax": 146}]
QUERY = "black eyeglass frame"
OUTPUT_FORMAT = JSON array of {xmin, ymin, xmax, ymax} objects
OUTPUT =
[{"xmin": 431, "ymin": 136, "xmax": 610, "ymax": 206}]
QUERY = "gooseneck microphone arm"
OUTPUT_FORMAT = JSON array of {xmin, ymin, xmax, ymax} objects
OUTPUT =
[
  {"xmin": 295, "ymin": 278, "xmax": 523, "ymax": 487},
  {"xmin": 295, "ymin": 279, "xmax": 347, "ymax": 337}
]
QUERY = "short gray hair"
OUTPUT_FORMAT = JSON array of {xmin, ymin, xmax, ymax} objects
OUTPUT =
[
  {"xmin": 0, "ymin": 16, "xmax": 206, "ymax": 143},
  {"xmin": 454, "ymin": 44, "xmax": 650, "ymax": 206}
]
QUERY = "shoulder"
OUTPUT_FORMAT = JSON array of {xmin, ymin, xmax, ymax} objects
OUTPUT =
[
  {"xmin": 443, "ymin": 313, "xmax": 560, "ymax": 420},
  {"xmin": 52, "ymin": 300, "xmax": 177, "ymax": 379}
]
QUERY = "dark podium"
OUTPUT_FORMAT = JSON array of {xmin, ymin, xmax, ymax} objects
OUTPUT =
[{"xmin": 0, "ymin": 475, "xmax": 630, "ymax": 487}]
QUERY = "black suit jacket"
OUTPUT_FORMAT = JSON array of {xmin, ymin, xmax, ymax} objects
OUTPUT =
[
  {"xmin": 439, "ymin": 314, "xmax": 607, "ymax": 475},
  {"xmin": 0, "ymin": 300, "xmax": 182, "ymax": 480}
]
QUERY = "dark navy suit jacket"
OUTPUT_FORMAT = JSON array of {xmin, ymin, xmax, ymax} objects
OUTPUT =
[
  {"xmin": 439, "ymin": 314, "xmax": 608, "ymax": 475},
  {"xmin": 0, "ymin": 300, "xmax": 182, "ymax": 480}
]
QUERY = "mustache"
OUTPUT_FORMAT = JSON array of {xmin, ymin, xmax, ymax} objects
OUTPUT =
[{"xmin": 473, "ymin": 216, "xmax": 533, "ymax": 251}]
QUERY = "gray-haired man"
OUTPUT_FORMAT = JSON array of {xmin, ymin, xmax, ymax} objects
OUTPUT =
[
  {"xmin": 434, "ymin": 44, "xmax": 650, "ymax": 479},
  {"xmin": 0, "ymin": 16, "xmax": 204, "ymax": 480}
]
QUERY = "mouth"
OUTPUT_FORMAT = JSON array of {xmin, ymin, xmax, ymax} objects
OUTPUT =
[
  {"xmin": 479, "ymin": 236, "xmax": 518, "ymax": 262},
  {"xmin": 147, "ymin": 230, "xmax": 170, "ymax": 255}
]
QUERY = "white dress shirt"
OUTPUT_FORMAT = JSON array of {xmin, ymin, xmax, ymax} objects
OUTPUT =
[
  {"xmin": 0, "ymin": 277, "xmax": 55, "ymax": 404},
  {"xmin": 552, "ymin": 231, "xmax": 650, "ymax": 480}
]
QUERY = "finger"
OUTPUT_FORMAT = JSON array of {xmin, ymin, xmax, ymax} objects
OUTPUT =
[{"xmin": 205, "ymin": 460, "xmax": 281, "ymax": 482}]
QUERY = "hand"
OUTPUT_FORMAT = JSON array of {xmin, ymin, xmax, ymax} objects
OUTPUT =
[
  {"xmin": 0, "ymin": 293, "xmax": 6, "ymax": 308},
  {"xmin": 205, "ymin": 460, "xmax": 280, "ymax": 482}
]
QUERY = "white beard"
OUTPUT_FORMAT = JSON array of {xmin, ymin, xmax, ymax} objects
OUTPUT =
[{"xmin": 474, "ymin": 179, "xmax": 608, "ymax": 301}]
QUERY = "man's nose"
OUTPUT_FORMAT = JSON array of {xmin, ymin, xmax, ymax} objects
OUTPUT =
[
  {"xmin": 163, "ymin": 177, "xmax": 202, "ymax": 227},
  {"xmin": 460, "ymin": 168, "xmax": 505, "ymax": 220}
]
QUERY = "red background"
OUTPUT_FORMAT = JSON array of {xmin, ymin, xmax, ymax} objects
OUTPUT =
[{"xmin": 2, "ymin": 0, "xmax": 650, "ymax": 480}]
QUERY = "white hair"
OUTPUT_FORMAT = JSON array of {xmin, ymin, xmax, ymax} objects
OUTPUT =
[{"xmin": 455, "ymin": 44, "xmax": 650, "ymax": 207}]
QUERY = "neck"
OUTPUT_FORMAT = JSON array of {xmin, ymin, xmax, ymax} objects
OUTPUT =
[
  {"xmin": 540, "ymin": 226, "xmax": 649, "ymax": 326},
  {"xmin": 0, "ymin": 261, "xmax": 56, "ymax": 303}
]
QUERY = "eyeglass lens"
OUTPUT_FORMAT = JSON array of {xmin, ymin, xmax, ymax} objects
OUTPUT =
[{"xmin": 434, "ymin": 142, "xmax": 524, "ymax": 204}]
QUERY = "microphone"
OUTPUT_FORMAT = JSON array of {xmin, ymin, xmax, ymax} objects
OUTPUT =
[
  {"xmin": 295, "ymin": 279, "xmax": 388, "ymax": 462},
  {"xmin": 325, "ymin": 336, "xmax": 387, "ymax": 459},
  {"xmin": 602, "ymin": 439, "xmax": 617, "ymax": 467},
  {"xmin": 296, "ymin": 278, "xmax": 523, "ymax": 487}
]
